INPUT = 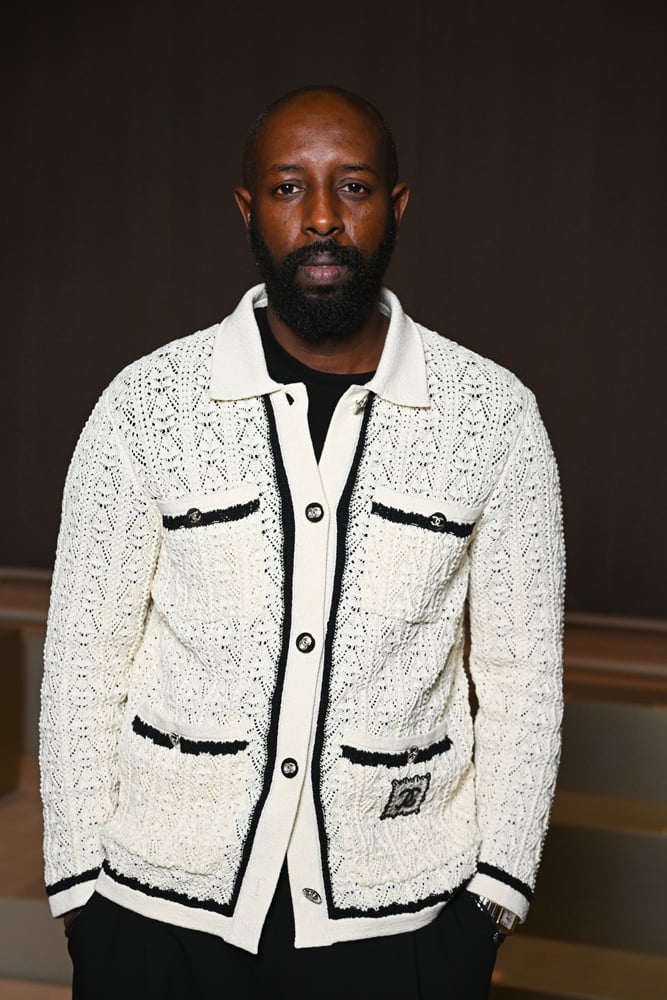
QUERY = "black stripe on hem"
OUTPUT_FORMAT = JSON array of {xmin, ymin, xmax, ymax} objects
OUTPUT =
[
  {"xmin": 477, "ymin": 862, "xmax": 533, "ymax": 901},
  {"xmin": 371, "ymin": 501, "xmax": 473, "ymax": 538},
  {"xmin": 101, "ymin": 861, "xmax": 457, "ymax": 922},
  {"xmin": 132, "ymin": 716, "xmax": 248, "ymax": 756},
  {"xmin": 46, "ymin": 867, "xmax": 100, "ymax": 897},
  {"xmin": 341, "ymin": 736, "xmax": 452, "ymax": 768},
  {"xmin": 163, "ymin": 498, "xmax": 259, "ymax": 531},
  {"xmin": 101, "ymin": 861, "xmax": 234, "ymax": 916}
]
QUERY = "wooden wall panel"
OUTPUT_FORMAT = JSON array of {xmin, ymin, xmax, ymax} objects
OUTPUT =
[{"xmin": 3, "ymin": 0, "xmax": 666, "ymax": 616}]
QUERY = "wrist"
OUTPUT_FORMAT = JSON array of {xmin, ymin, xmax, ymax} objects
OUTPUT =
[
  {"xmin": 467, "ymin": 892, "xmax": 519, "ymax": 943},
  {"xmin": 62, "ymin": 908, "xmax": 81, "ymax": 930}
]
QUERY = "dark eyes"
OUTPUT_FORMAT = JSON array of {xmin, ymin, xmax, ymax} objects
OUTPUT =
[
  {"xmin": 274, "ymin": 182, "xmax": 299, "ymax": 196},
  {"xmin": 272, "ymin": 181, "xmax": 370, "ymax": 197}
]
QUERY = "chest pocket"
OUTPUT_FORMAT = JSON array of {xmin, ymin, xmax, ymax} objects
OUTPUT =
[
  {"xmin": 359, "ymin": 487, "xmax": 481, "ymax": 623},
  {"xmin": 152, "ymin": 484, "xmax": 264, "ymax": 622}
]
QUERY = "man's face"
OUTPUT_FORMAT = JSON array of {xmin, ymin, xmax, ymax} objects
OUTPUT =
[{"xmin": 235, "ymin": 94, "xmax": 409, "ymax": 343}]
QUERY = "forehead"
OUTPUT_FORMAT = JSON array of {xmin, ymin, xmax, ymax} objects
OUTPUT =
[{"xmin": 253, "ymin": 95, "xmax": 385, "ymax": 173}]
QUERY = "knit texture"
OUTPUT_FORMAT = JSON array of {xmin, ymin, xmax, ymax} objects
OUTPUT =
[
  {"xmin": 320, "ymin": 330, "xmax": 563, "ymax": 913},
  {"xmin": 40, "ymin": 290, "xmax": 564, "ymax": 940},
  {"xmin": 41, "ymin": 330, "xmax": 289, "ymax": 908}
]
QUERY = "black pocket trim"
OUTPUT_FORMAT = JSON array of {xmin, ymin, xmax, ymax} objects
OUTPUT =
[
  {"xmin": 341, "ymin": 735, "xmax": 452, "ymax": 768},
  {"xmin": 371, "ymin": 501, "xmax": 473, "ymax": 537},
  {"xmin": 132, "ymin": 715, "xmax": 248, "ymax": 756},
  {"xmin": 163, "ymin": 498, "xmax": 259, "ymax": 531}
]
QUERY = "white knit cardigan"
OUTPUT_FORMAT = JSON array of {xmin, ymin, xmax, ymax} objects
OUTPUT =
[{"xmin": 40, "ymin": 286, "xmax": 564, "ymax": 952}]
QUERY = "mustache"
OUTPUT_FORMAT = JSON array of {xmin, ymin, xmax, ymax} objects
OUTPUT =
[{"xmin": 281, "ymin": 240, "xmax": 364, "ymax": 271}]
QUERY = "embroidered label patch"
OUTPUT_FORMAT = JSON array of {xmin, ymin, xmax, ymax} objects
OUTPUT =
[{"xmin": 380, "ymin": 773, "xmax": 431, "ymax": 820}]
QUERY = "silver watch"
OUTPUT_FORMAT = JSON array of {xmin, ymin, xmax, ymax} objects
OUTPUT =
[{"xmin": 469, "ymin": 893, "xmax": 519, "ymax": 942}]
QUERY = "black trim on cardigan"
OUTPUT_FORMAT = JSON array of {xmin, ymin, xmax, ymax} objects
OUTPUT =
[
  {"xmin": 224, "ymin": 394, "xmax": 296, "ymax": 915},
  {"xmin": 46, "ymin": 867, "xmax": 100, "ymax": 897},
  {"xmin": 101, "ymin": 861, "xmax": 234, "ymax": 916},
  {"xmin": 312, "ymin": 396, "xmax": 376, "ymax": 920},
  {"xmin": 341, "ymin": 736, "xmax": 452, "ymax": 768},
  {"xmin": 101, "ymin": 861, "xmax": 460, "ymax": 922},
  {"xmin": 371, "ymin": 501, "xmax": 474, "ymax": 538},
  {"xmin": 162, "ymin": 498, "xmax": 259, "ymax": 531},
  {"xmin": 132, "ymin": 715, "xmax": 248, "ymax": 756},
  {"xmin": 477, "ymin": 862, "xmax": 533, "ymax": 901},
  {"xmin": 312, "ymin": 403, "xmax": 471, "ymax": 920}
]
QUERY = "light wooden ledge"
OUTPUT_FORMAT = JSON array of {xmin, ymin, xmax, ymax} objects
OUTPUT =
[
  {"xmin": 551, "ymin": 790, "xmax": 667, "ymax": 834},
  {"xmin": 0, "ymin": 569, "xmax": 51, "ymax": 629},
  {"xmin": 0, "ymin": 981, "xmax": 70, "ymax": 1000}
]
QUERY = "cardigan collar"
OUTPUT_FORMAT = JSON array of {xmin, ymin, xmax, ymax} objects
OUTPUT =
[{"xmin": 208, "ymin": 284, "xmax": 430, "ymax": 409}]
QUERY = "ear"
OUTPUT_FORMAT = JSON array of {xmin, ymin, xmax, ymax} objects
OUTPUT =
[
  {"xmin": 234, "ymin": 187, "xmax": 253, "ymax": 231},
  {"xmin": 390, "ymin": 182, "xmax": 410, "ymax": 234}
]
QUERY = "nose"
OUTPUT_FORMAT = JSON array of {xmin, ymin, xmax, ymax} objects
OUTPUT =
[{"xmin": 302, "ymin": 187, "xmax": 343, "ymax": 239}]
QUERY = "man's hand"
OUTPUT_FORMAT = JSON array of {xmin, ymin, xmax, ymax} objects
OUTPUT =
[{"xmin": 62, "ymin": 908, "xmax": 81, "ymax": 931}]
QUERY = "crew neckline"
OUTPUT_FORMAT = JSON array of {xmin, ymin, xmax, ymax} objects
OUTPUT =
[{"xmin": 254, "ymin": 307, "xmax": 376, "ymax": 386}]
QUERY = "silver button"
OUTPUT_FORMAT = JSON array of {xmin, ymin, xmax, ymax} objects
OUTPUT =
[
  {"xmin": 302, "ymin": 887, "xmax": 322, "ymax": 904},
  {"xmin": 281, "ymin": 757, "xmax": 298, "ymax": 778},
  {"xmin": 186, "ymin": 508, "xmax": 202, "ymax": 525},
  {"xmin": 169, "ymin": 732, "xmax": 181, "ymax": 748},
  {"xmin": 296, "ymin": 632, "xmax": 315, "ymax": 653},
  {"xmin": 407, "ymin": 746, "xmax": 419, "ymax": 763},
  {"xmin": 354, "ymin": 396, "xmax": 367, "ymax": 414},
  {"xmin": 429, "ymin": 512, "xmax": 446, "ymax": 531},
  {"xmin": 305, "ymin": 503, "xmax": 324, "ymax": 523}
]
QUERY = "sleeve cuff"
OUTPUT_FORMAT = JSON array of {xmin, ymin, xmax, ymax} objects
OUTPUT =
[
  {"xmin": 467, "ymin": 871, "xmax": 531, "ymax": 922},
  {"xmin": 46, "ymin": 869, "xmax": 100, "ymax": 918}
]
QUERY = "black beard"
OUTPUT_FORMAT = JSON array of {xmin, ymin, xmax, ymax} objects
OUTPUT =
[{"xmin": 248, "ymin": 215, "xmax": 396, "ymax": 344}]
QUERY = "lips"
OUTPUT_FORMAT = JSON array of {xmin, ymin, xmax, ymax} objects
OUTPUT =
[
  {"xmin": 297, "ymin": 251, "xmax": 351, "ymax": 285},
  {"xmin": 299, "ymin": 263, "xmax": 349, "ymax": 283}
]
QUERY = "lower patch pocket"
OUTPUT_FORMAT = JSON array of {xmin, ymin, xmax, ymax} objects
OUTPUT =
[
  {"xmin": 336, "ymin": 723, "xmax": 476, "ymax": 888},
  {"xmin": 105, "ymin": 710, "xmax": 252, "ymax": 877}
]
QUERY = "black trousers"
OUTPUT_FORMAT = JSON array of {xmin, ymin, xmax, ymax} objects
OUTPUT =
[{"xmin": 67, "ymin": 867, "xmax": 499, "ymax": 999}]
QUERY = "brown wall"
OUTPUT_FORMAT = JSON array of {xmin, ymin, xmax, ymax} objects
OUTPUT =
[{"xmin": 3, "ymin": 1, "xmax": 666, "ymax": 617}]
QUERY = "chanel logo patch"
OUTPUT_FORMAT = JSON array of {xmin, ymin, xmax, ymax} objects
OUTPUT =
[{"xmin": 380, "ymin": 773, "xmax": 431, "ymax": 820}]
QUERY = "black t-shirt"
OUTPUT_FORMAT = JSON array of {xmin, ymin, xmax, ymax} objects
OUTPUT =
[{"xmin": 254, "ymin": 307, "xmax": 375, "ymax": 462}]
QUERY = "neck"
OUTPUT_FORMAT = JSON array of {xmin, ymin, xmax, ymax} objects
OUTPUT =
[{"xmin": 266, "ymin": 303, "xmax": 387, "ymax": 374}]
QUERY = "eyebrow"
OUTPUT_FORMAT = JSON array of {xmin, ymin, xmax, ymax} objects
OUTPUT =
[
  {"xmin": 268, "ymin": 162, "xmax": 379, "ymax": 175},
  {"xmin": 342, "ymin": 163, "xmax": 379, "ymax": 175}
]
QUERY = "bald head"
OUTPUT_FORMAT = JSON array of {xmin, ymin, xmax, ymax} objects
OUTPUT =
[{"xmin": 242, "ymin": 85, "xmax": 399, "ymax": 192}]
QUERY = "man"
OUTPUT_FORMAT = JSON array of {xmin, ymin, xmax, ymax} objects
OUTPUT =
[{"xmin": 40, "ymin": 86, "xmax": 564, "ymax": 999}]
